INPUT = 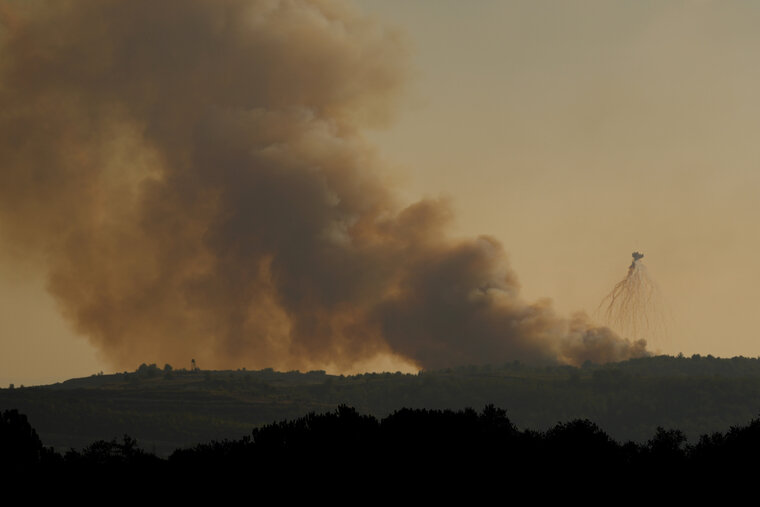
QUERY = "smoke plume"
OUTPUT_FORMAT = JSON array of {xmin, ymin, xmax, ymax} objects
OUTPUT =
[{"xmin": 0, "ymin": 0, "xmax": 647, "ymax": 371}]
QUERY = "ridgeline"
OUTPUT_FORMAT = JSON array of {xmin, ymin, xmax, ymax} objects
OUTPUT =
[{"xmin": 2, "ymin": 354, "xmax": 760, "ymax": 456}]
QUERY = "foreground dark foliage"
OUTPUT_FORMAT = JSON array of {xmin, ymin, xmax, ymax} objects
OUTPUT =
[{"xmin": 4, "ymin": 404, "xmax": 760, "ymax": 494}]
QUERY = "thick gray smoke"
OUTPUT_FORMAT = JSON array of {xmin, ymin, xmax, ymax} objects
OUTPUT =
[{"xmin": 0, "ymin": 0, "xmax": 647, "ymax": 371}]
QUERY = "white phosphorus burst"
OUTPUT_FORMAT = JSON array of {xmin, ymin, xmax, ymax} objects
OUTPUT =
[{"xmin": 596, "ymin": 252, "xmax": 668, "ymax": 347}]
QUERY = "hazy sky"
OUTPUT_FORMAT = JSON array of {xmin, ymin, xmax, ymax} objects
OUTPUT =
[
  {"xmin": 2, "ymin": 0, "xmax": 760, "ymax": 386},
  {"xmin": 357, "ymin": 0, "xmax": 760, "ymax": 352}
]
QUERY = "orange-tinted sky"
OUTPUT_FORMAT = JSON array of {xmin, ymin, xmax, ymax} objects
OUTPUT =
[
  {"xmin": 358, "ymin": 0, "xmax": 760, "ymax": 356},
  {"xmin": 2, "ymin": 0, "xmax": 760, "ymax": 386}
]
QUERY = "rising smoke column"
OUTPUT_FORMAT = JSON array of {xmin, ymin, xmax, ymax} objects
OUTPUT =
[{"xmin": 0, "ymin": 0, "xmax": 648, "ymax": 371}]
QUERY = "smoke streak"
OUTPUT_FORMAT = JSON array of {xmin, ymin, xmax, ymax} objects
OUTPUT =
[
  {"xmin": 597, "ymin": 252, "xmax": 666, "ymax": 347},
  {"xmin": 0, "ymin": 0, "xmax": 648, "ymax": 371}
]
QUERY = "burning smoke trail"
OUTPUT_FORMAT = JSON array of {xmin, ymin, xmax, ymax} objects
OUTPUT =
[
  {"xmin": 0, "ymin": 0, "xmax": 648, "ymax": 372},
  {"xmin": 597, "ymin": 252, "xmax": 667, "ymax": 346}
]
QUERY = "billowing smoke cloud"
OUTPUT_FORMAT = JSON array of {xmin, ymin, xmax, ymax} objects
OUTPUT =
[{"xmin": 0, "ymin": 0, "xmax": 647, "ymax": 371}]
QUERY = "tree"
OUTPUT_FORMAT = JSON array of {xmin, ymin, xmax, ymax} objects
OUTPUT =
[
  {"xmin": 1, "ymin": 409, "xmax": 45, "ymax": 468},
  {"xmin": 647, "ymin": 427, "xmax": 686, "ymax": 461}
]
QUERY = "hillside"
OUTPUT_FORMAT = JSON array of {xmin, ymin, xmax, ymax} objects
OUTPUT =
[{"xmin": 2, "ymin": 355, "xmax": 760, "ymax": 456}]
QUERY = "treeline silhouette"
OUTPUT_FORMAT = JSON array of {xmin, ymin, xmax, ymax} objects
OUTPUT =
[{"xmin": 3, "ymin": 405, "xmax": 760, "ymax": 489}]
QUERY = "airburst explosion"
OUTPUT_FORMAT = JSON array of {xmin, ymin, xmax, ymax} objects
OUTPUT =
[{"xmin": 597, "ymin": 252, "xmax": 667, "ymax": 347}]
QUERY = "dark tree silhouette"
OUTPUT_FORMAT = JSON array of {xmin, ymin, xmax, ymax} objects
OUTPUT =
[{"xmin": 1, "ymin": 409, "xmax": 45, "ymax": 469}]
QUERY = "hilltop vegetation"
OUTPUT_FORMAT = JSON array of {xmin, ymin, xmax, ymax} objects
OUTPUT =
[{"xmin": 2, "ymin": 354, "xmax": 760, "ymax": 455}]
